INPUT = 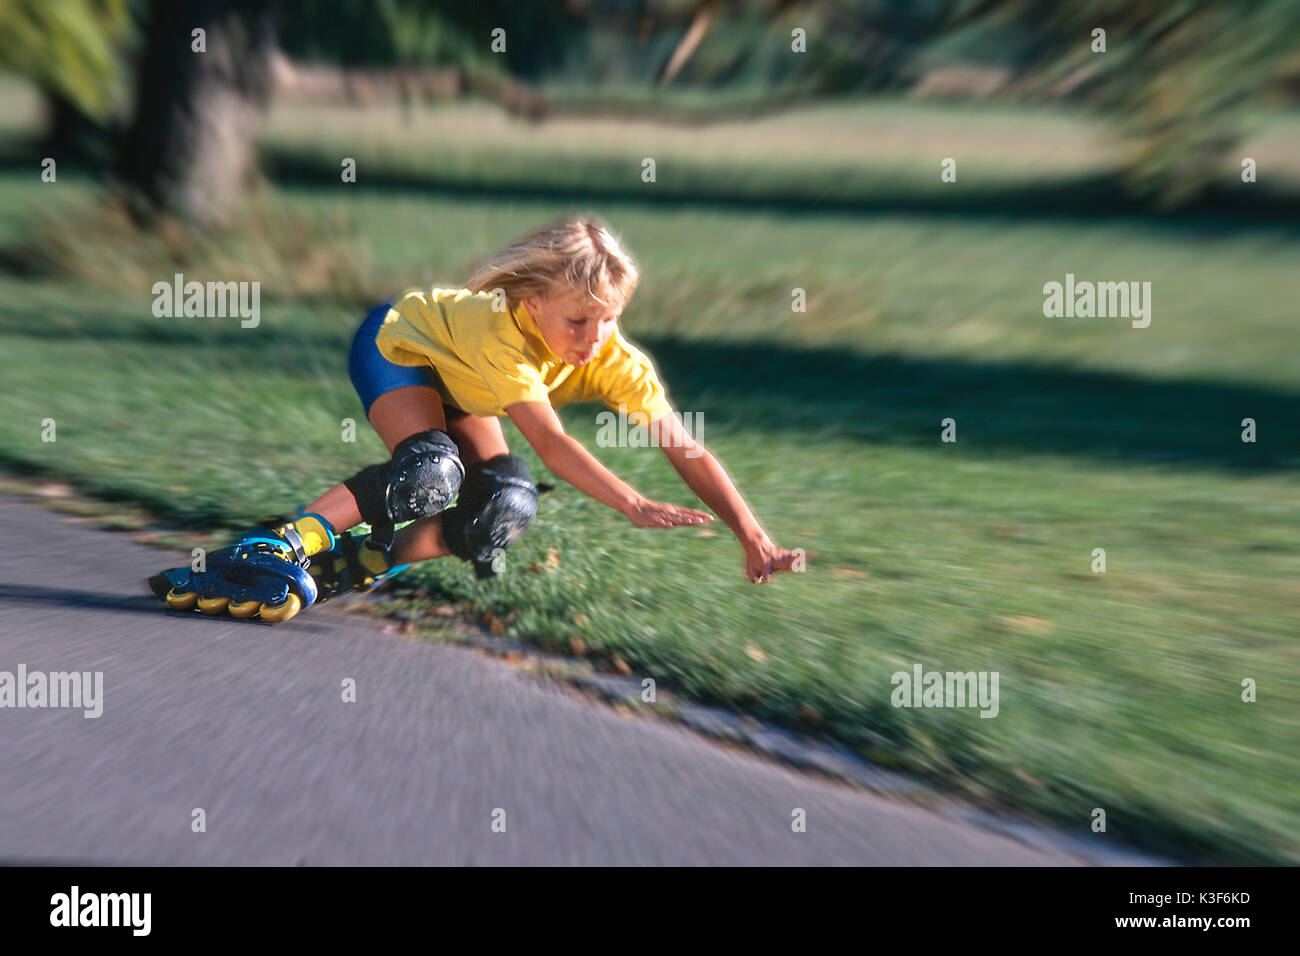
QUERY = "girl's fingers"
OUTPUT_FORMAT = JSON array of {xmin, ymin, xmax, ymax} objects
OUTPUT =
[{"xmin": 635, "ymin": 503, "xmax": 713, "ymax": 527}]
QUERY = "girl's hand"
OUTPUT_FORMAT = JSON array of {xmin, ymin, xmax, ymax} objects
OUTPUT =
[
  {"xmin": 624, "ymin": 497, "xmax": 715, "ymax": 529},
  {"xmin": 744, "ymin": 537, "xmax": 801, "ymax": 584}
]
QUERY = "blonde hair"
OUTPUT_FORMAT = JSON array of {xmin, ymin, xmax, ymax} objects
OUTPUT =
[{"xmin": 466, "ymin": 217, "xmax": 639, "ymax": 311}]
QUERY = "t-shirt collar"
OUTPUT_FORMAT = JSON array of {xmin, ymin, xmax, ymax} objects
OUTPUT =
[{"xmin": 512, "ymin": 301, "xmax": 562, "ymax": 364}]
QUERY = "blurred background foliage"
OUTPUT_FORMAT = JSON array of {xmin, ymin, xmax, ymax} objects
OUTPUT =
[
  {"xmin": 2, "ymin": 0, "xmax": 1299, "ymax": 209},
  {"xmin": 0, "ymin": 0, "xmax": 130, "ymax": 115},
  {"xmin": 0, "ymin": 0, "xmax": 132, "ymax": 161}
]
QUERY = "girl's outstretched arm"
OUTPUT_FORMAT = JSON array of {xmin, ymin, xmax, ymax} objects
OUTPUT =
[
  {"xmin": 507, "ymin": 401, "xmax": 714, "ymax": 528},
  {"xmin": 650, "ymin": 413, "xmax": 801, "ymax": 584}
]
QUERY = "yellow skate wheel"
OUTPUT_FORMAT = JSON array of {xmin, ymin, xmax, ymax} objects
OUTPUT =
[
  {"xmin": 259, "ymin": 593, "xmax": 302, "ymax": 624},
  {"xmin": 228, "ymin": 600, "xmax": 263, "ymax": 619},
  {"xmin": 166, "ymin": 588, "xmax": 199, "ymax": 611},
  {"xmin": 197, "ymin": 596, "xmax": 229, "ymax": 615}
]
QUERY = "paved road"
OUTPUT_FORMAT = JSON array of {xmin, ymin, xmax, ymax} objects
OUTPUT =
[{"xmin": 0, "ymin": 494, "xmax": 1086, "ymax": 865}]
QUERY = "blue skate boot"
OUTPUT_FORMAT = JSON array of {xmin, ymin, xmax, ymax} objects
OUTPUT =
[
  {"xmin": 305, "ymin": 530, "xmax": 410, "ymax": 603},
  {"xmin": 148, "ymin": 513, "xmax": 336, "ymax": 624}
]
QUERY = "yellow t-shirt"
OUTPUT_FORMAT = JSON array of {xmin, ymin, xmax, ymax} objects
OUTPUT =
[{"xmin": 374, "ymin": 288, "xmax": 675, "ymax": 422}]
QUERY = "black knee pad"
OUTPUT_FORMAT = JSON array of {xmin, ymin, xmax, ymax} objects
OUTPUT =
[
  {"xmin": 441, "ymin": 454, "xmax": 538, "ymax": 579},
  {"xmin": 344, "ymin": 429, "xmax": 465, "ymax": 541}
]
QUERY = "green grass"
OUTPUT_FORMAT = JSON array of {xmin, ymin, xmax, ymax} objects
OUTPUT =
[
  {"xmin": 1, "ymin": 96, "xmax": 1298, "ymax": 864},
  {"xmin": 258, "ymin": 95, "xmax": 1300, "ymax": 206},
  {"xmin": 261, "ymin": 97, "xmax": 1116, "ymax": 191}
]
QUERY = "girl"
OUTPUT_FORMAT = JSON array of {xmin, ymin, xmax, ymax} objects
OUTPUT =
[{"xmin": 151, "ymin": 219, "xmax": 800, "ymax": 623}]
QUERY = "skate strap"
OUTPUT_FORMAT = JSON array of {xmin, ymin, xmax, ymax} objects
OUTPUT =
[
  {"xmin": 276, "ymin": 524, "xmax": 312, "ymax": 567},
  {"xmin": 339, "ymin": 534, "xmax": 373, "ymax": 587},
  {"xmin": 322, "ymin": 534, "xmax": 391, "ymax": 596},
  {"xmin": 369, "ymin": 520, "xmax": 396, "ymax": 554}
]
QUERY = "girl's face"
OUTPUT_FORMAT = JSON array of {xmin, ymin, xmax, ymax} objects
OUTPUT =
[{"xmin": 522, "ymin": 287, "xmax": 621, "ymax": 366}]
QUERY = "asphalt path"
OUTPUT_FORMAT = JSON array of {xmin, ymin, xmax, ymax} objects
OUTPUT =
[{"xmin": 0, "ymin": 494, "xmax": 1086, "ymax": 865}]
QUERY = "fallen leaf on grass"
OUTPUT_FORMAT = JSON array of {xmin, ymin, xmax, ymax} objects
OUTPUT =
[
  {"xmin": 526, "ymin": 548, "xmax": 562, "ymax": 573},
  {"xmin": 831, "ymin": 567, "xmax": 867, "ymax": 579},
  {"xmin": 744, "ymin": 642, "xmax": 769, "ymax": 664}
]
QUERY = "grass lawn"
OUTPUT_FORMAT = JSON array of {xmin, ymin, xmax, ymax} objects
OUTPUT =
[{"xmin": 1, "ymin": 92, "xmax": 1297, "ymax": 864}]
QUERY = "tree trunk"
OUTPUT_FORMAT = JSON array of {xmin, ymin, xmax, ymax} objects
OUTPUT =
[
  {"xmin": 41, "ymin": 92, "xmax": 109, "ymax": 164},
  {"xmin": 116, "ymin": 0, "xmax": 278, "ymax": 231}
]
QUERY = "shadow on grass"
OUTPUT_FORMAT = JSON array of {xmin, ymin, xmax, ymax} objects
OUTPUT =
[
  {"xmin": 1, "ymin": 303, "xmax": 1293, "ymax": 472},
  {"xmin": 3, "ymin": 133, "xmax": 1299, "ymax": 235},
  {"xmin": 0, "ymin": 312, "xmax": 358, "ymax": 361},
  {"xmin": 263, "ymin": 147, "xmax": 1300, "ymax": 238},
  {"xmin": 3, "ymin": 317, "xmax": 1295, "ymax": 472},
  {"xmin": 637, "ymin": 335, "xmax": 1298, "ymax": 472}
]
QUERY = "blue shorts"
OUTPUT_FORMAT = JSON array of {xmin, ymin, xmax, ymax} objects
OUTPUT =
[{"xmin": 349, "ymin": 302, "xmax": 461, "ymax": 416}]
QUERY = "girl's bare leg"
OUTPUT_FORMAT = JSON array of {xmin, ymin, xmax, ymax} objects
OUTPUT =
[
  {"xmin": 389, "ymin": 515, "xmax": 451, "ymax": 565},
  {"xmin": 300, "ymin": 385, "xmax": 511, "ymax": 565},
  {"xmin": 390, "ymin": 406, "xmax": 510, "ymax": 564},
  {"xmin": 299, "ymin": 385, "xmax": 447, "ymax": 535},
  {"xmin": 303, "ymin": 481, "xmax": 363, "ymax": 532}
]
